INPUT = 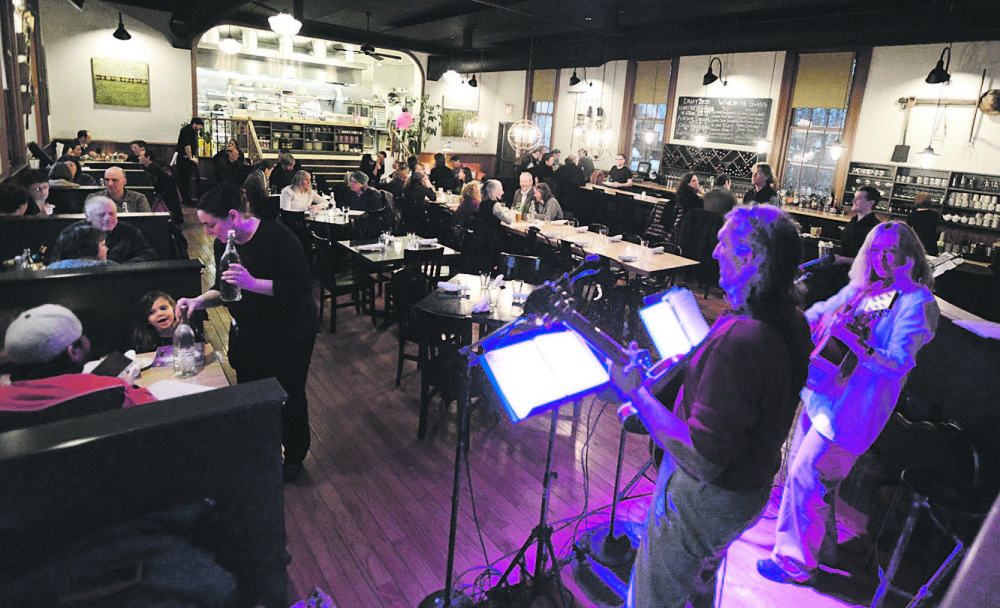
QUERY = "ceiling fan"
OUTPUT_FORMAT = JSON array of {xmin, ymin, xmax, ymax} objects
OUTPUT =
[{"xmin": 358, "ymin": 11, "xmax": 400, "ymax": 61}]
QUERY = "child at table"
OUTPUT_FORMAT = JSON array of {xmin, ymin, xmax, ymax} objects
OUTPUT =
[{"xmin": 131, "ymin": 290, "xmax": 204, "ymax": 352}]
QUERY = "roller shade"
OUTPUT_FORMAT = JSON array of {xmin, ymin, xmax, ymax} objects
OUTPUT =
[
  {"xmin": 634, "ymin": 60, "xmax": 671, "ymax": 104},
  {"xmin": 532, "ymin": 69, "xmax": 557, "ymax": 102},
  {"xmin": 792, "ymin": 52, "xmax": 854, "ymax": 109}
]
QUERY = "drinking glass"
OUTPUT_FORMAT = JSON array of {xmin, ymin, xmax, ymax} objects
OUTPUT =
[
  {"xmin": 511, "ymin": 280, "xmax": 525, "ymax": 305},
  {"xmin": 598, "ymin": 226, "xmax": 608, "ymax": 246},
  {"xmin": 488, "ymin": 285, "xmax": 501, "ymax": 309},
  {"xmin": 479, "ymin": 271, "xmax": 490, "ymax": 290}
]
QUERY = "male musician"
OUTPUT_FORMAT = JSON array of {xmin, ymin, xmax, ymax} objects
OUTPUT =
[{"xmin": 614, "ymin": 205, "xmax": 812, "ymax": 608}]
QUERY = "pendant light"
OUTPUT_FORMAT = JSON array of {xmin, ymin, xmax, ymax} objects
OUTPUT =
[
  {"xmin": 643, "ymin": 61, "xmax": 661, "ymax": 146},
  {"xmin": 569, "ymin": 69, "xmax": 581, "ymax": 87},
  {"xmin": 269, "ymin": 12, "xmax": 302, "ymax": 37},
  {"xmin": 464, "ymin": 63, "xmax": 490, "ymax": 147},
  {"xmin": 219, "ymin": 25, "xmax": 242, "ymax": 55},
  {"xmin": 921, "ymin": 95, "xmax": 945, "ymax": 168},
  {"xmin": 585, "ymin": 56, "xmax": 615, "ymax": 160},
  {"xmin": 507, "ymin": 32, "xmax": 542, "ymax": 154},
  {"xmin": 112, "ymin": 12, "xmax": 131, "ymax": 40},
  {"xmin": 827, "ymin": 58, "xmax": 853, "ymax": 161},
  {"xmin": 756, "ymin": 52, "xmax": 778, "ymax": 156}
]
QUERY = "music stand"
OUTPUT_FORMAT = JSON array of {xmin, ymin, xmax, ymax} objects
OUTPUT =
[{"xmin": 419, "ymin": 320, "xmax": 613, "ymax": 608}]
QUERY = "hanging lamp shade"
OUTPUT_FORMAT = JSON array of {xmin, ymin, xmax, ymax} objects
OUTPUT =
[
  {"xmin": 269, "ymin": 12, "xmax": 302, "ymax": 37},
  {"xmin": 113, "ymin": 12, "xmax": 131, "ymax": 40},
  {"xmin": 569, "ymin": 69, "xmax": 581, "ymax": 87},
  {"xmin": 507, "ymin": 119, "xmax": 542, "ymax": 154},
  {"xmin": 702, "ymin": 57, "xmax": 722, "ymax": 86},
  {"xmin": 464, "ymin": 116, "xmax": 490, "ymax": 147},
  {"xmin": 219, "ymin": 33, "xmax": 242, "ymax": 55}
]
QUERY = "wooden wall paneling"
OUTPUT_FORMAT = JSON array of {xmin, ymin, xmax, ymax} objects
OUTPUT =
[
  {"xmin": 834, "ymin": 47, "xmax": 873, "ymax": 203},
  {"xmin": 663, "ymin": 57, "xmax": 680, "ymax": 143},
  {"xmin": 620, "ymin": 59, "xmax": 638, "ymax": 157},
  {"xmin": 771, "ymin": 52, "xmax": 800, "ymax": 187}
]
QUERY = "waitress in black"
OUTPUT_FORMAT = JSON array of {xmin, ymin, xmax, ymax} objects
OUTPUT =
[{"xmin": 178, "ymin": 185, "xmax": 317, "ymax": 483}]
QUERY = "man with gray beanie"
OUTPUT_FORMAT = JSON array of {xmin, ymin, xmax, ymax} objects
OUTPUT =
[
  {"xmin": 1, "ymin": 304, "xmax": 154, "ymax": 411},
  {"xmin": 345, "ymin": 171, "xmax": 382, "ymax": 212}
]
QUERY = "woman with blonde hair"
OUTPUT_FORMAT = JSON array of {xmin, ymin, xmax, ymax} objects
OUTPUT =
[
  {"xmin": 454, "ymin": 180, "xmax": 482, "ymax": 225},
  {"xmin": 759, "ymin": 221, "xmax": 939, "ymax": 585}
]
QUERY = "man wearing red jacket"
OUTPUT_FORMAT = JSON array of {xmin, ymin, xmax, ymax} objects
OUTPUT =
[{"xmin": 1, "ymin": 304, "xmax": 154, "ymax": 411}]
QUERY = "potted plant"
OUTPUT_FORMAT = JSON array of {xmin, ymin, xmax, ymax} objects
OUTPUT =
[{"xmin": 398, "ymin": 94, "xmax": 441, "ymax": 158}]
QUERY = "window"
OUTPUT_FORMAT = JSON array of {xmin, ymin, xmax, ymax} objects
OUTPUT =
[
  {"xmin": 530, "ymin": 101, "xmax": 554, "ymax": 151},
  {"xmin": 782, "ymin": 108, "xmax": 845, "ymax": 198},
  {"xmin": 630, "ymin": 103, "xmax": 666, "ymax": 173}
]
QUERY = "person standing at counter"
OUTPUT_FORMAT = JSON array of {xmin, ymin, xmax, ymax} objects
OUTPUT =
[
  {"xmin": 577, "ymin": 149, "xmax": 596, "ymax": 181},
  {"xmin": 178, "ymin": 185, "xmax": 317, "ymax": 483},
  {"xmin": 906, "ymin": 192, "xmax": 940, "ymax": 255},
  {"xmin": 758, "ymin": 222, "xmax": 939, "ymax": 586},
  {"xmin": 604, "ymin": 154, "xmax": 634, "ymax": 188},
  {"xmin": 836, "ymin": 187, "xmax": 882, "ymax": 266},
  {"xmin": 742, "ymin": 163, "xmax": 781, "ymax": 206},
  {"xmin": 175, "ymin": 117, "xmax": 204, "ymax": 206},
  {"xmin": 703, "ymin": 173, "xmax": 739, "ymax": 215}
]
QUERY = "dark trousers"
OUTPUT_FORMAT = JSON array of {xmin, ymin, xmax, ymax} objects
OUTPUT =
[
  {"xmin": 174, "ymin": 158, "xmax": 201, "ymax": 205},
  {"xmin": 233, "ymin": 332, "xmax": 316, "ymax": 466}
]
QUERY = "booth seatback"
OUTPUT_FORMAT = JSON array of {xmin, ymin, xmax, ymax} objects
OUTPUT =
[
  {"xmin": 0, "ymin": 259, "xmax": 204, "ymax": 356},
  {"xmin": 0, "ymin": 212, "xmax": 175, "ymax": 262},
  {"xmin": 0, "ymin": 380, "xmax": 288, "ymax": 608}
]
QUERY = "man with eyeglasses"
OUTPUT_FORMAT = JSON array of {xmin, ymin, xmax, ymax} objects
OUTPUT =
[{"xmin": 604, "ymin": 154, "xmax": 634, "ymax": 188}]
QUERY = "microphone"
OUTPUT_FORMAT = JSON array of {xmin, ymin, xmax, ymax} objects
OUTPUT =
[{"xmin": 798, "ymin": 253, "xmax": 835, "ymax": 271}]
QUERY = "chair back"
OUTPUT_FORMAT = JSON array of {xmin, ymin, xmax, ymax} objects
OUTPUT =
[
  {"xmin": 590, "ymin": 223, "xmax": 609, "ymax": 235},
  {"xmin": 459, "ymin": 216, "xmax": 496, "ymax": 275},
  {"xmin": 380, "ymin": 190, "xmax": 405, "ymax": 235},
  {"xmin": 394, "ymin": 263, "xmax": 435, "ymax": 335},
  {"xmin": 279, "ymin": 209, "xmax": 312, "ymax": 255},
  {"xmin": 498, "ymin": 252, "xmax": 542, "ymax": 283},
  {"xmin": 403, "ymin": 246, "xmax": 444, "ymax": 282},
  {"xmin": 351, "ymin": 212, "xmax": 384, "ymax": 239},
  {"xmin": 650, "ymin": 241, "xmax": 682, "ymax": 256},
  {"xmin": 622, "ymin": 232, "xmax": 642, "ymax": 244},
  {"xmin": 643, "ymin": 199, "xmax": 674, "ymax": 243},
  {"xmin": 310, "ymin": 231, "xmax": 336, "ymax": 282}
]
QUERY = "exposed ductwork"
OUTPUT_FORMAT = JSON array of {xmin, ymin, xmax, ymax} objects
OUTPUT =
[{"xmin": 197, "ymin": 47, "xmax": 363, "ymax": 86}]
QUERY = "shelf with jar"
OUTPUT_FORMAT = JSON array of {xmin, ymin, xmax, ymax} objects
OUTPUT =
[
  {"xmin": 844, "ymin": 162, "xmax": 895, "ymax": 207},
  {"xmin": 948, "ymin": 171, "xmax": 1000, "ymax": 194},
  {"xmin": 941, "ymin": 190, "xmax": 1000, "ymax": 230}
]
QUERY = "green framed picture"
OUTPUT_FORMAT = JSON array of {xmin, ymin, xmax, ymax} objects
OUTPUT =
[
  {"xmin": 441, "ymin": 108, "xmax": 478, "ymax": 138},
  {"xmin": 91, "ymin": 58, "xmax": 150, "ymax": 108}
]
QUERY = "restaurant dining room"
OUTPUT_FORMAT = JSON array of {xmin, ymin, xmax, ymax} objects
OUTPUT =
[{"xmin": 3, "ymin": 0, "xmax": 1000, "ymax": 607}]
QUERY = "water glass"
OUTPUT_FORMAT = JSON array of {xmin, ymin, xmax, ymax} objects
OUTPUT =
[
  {"xmin": 511, "ymin": 280, "xmax": 525, "ymax": 305},
  {"xmin": 479, "ymin": 271, "xmax": 490, "ymax": 290},
  {"xmin": 488, "ymin": 285, "xmax": 501, "ymax": 309}
]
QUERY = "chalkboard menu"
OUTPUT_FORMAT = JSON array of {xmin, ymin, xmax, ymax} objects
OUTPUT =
[{"xmin": 673, "ymin": 97, "xmax": 773, "ymax": 146}]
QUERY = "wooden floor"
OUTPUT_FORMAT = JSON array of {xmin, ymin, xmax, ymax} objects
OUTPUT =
[{"xmin": 182, "ymin": 209, "xmax": 877, "ymax": 608}]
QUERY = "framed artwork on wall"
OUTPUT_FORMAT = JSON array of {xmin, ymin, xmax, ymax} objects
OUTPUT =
[
  {"xmin": 441, "ymin": 108, "xmax": 478, "ymax": 138},
  {"xmin": 91, "ymin": 58, "xmax": 150, "ymax": 108}
]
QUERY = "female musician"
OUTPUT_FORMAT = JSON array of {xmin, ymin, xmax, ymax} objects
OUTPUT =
[{"xmin": 758, "ymin": 221, "xmax": 939, "ymax": 584}]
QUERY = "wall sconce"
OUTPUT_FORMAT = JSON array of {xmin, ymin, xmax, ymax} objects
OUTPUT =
[
  {"xmin": 467, "ymin": 74, "xmax": 478, "ymax": 88},
  {"xmin": 112, "ymin": 12, "xmax": 131, "ymax": 40},
  {"xmin": 925, "ymin": 46, "xmax": 952, "ymax": 84},
  {"xmin": 569, "ymin": 69, "xmax": 581, "ymax": 86},
  {"xmin": 702, "ymin": 57, "xmax": 726, "ymax": 86}
]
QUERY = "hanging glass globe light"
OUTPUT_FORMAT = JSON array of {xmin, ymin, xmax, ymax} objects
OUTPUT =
[
  {"xmin": 464, "ymin": 116, "xmax": 490, "ymax": 147},
  {"xmin": 507, "ymin": 119, "xmax": 542, "ymax": 154}
]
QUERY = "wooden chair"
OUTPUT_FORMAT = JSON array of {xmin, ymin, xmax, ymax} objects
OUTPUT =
[
  {"xmin": 457, "ymin": 216, "xmax": 496, "ymax": 276},
  {"xmin": 622, "ymin": 232, "xmax": 643, "ymax": 244},
  {"xmin": 497, "ymin": 252, "xmax": 542, "ymax": 284},
  {"xmin": 394, "ymin": 263, "xmax": 434, "ymax": 386},
  {"xmin": 416, "ymin": 309, "xmax": 474, "ymax": 438},
  {"xmin": 351, "ymin": 212, "xmax": 385, "ymax": 240},
  {"xmin": 312, "ymin": 232, "xmax": 376, "ymax": 332}
]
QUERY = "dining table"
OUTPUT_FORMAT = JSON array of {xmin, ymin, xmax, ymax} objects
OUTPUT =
[
  {"xmin": 133, "ymin": 343, "xmax": 232, "ymax": 397},
  {"xmin": 336, "ymin": 234, "xmax": 461, "ymax": 271},
  {"xmin": 503, "ymin": 220, "xmax": 700, "ymax": 278},
  {"xmin": 412, "ymin": 273, "xmax": 535, "ymax": 330}
]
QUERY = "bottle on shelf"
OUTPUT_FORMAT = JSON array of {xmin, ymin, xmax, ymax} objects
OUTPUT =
[
  {"xmin": 220, "ymin": 230, "xmax": 243, "ymax": 303},
  {"xmin": 173, "ymin": 309, "xmax": 198, "ymax": 379}
]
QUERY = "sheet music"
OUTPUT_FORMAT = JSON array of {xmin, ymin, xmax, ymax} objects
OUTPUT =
[{"xmin": 639, "ymin": 287, "xmax": 711, "ymax": 361}]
